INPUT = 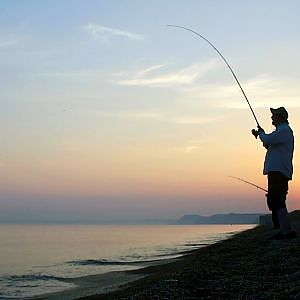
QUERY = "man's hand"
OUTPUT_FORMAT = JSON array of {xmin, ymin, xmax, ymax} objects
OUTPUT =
[
  {"xmin": 252, "ymin": 125, "xmax": 265, "ymax": 139},
  {"xmin": 251, "ymin": 129, "xmax": 259, "ymax": 139},
  {"xmin": 257, "ymin": 125, "xmax": 264, "ymax": 132}
]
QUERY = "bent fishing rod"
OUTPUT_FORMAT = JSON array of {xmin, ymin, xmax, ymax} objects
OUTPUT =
[
  {"xmin": 167, "ymin": 25, "xmax": 261, "ymax": 128},
  {"xmin": 229, "ymin": 176, "xmax": 268, "ymax": 193}
]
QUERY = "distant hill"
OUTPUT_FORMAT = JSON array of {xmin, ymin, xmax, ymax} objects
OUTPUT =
[{"xmin": 176, "ymin": 213, "xmax": 262, "ymax": 225}]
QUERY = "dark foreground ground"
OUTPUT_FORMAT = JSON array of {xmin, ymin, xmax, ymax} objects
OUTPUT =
[{"xmin": 80, "ymin": 211, "xmax": 300, "ymax": 300}]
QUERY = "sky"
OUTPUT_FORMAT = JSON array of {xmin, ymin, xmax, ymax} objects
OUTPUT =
[{"xmin": 0, "ymin": 0, "xmax": 300, "ymax": 223}]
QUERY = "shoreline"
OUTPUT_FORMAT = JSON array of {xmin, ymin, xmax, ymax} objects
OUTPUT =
[
  {"xmin": 27, "ymin": 215, "xmax": 300, "ymax": 299},
  {"xmin": 28, "ymin": 271, "xmax": 146, "ymax": 300},
  {"xmin": 83, "ymin": 213, "xmax": 300, "ymax": 299},
  {"xmin": 27, "ymin": 226, "xmax": 255, "ymax": 300},
  {"xmin": 28, "ymin": 248, "xmax": 201, "ymax": 300}
]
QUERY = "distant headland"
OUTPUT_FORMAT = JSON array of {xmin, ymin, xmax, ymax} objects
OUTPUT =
[{"xmin": 175, "ymin": 213, "xmax": 262, "ymax": 225}]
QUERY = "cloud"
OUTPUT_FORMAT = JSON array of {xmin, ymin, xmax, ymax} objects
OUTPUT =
[
  {"xmin": 95, "ymin": 110, "xmax": 222, "ymax": 126},
  {"xmin": 215, "ymin": 75, "xmax": 300, "ymax": 109},
  {"xmin": 85, "ymin": 24, "xmax": 144, "ymax": 41},
  {"xmin": 182, "ymin": 145, "xmax": 200, "ymax": 153},
  {"xmin": 135, "ymin": 64, "xmax": 165, "ymax": 78},
  {"xmin": 174, "ymin": 140, "xmax": 204, "ymax": 153},
  {"xmin": 40, "ymin": 70, "xmax": 102, "ymax": 78},
  {"xmin": 115, "ymin": 59, "xmax": 220, "ymax": 87},
  {"xmin": 0, "ymin": 39, "xmax": 20, "ymax": 49},
  {"xmin": 170, "ymin": 116, "xmax": 223, "ymax": 125},
  {"xmin": 97, "ymin": 110, "xmax": 164, "ymax": 120},
  {"xmin": 176, "ymin": 74, "xmax": 300, "ymax": 110}
]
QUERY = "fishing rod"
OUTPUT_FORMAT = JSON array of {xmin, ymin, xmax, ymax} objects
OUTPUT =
[
  {"xmin": 167, "ymin": 25, "xmax": 261, "ymax": 128},
  {"xmin": 229, "ymin": 176, "xmax": 268, "ymax": 193}
]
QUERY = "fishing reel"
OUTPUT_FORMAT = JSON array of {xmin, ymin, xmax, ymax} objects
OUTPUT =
[{"xmin": 251, "ymin": 129, "xmax": 259, "ymax": 139}]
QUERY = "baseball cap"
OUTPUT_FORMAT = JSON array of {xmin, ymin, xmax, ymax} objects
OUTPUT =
[{"xmin": 270, "ymin": 107, "xmax": 288, "ymax": 120}]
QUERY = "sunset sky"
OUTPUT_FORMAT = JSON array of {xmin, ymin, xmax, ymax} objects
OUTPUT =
[{"xmin": 1, "ymin": 1, "xmax": 300, "ymax": 222}]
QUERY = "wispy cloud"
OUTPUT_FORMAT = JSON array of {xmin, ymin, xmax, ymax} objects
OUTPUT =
[
  {"xmin": 182, "ymin": 145, "xmax": 200, "ymax": 153},
  {"xmin": 215, "ymin": 75, "xmax": 300, "ymax": 109},
  {"xmin": 40, "ymin": 70, "xmax": 100, "ymax": 78},
  {"xmin": 85, "ymin": 24, "xmax": 144, "ymax": 41},
  {"xmin": 115, "ymin": 59, "xmax": 220, "ymax": 87},
  {"xmin": 135, "ymin": 64, "xmax": 165, "ymax": 78},
  {"xmin": 170, "ymin": 116, "xmax": 223, "ymax": 125},
  {"xmin": 97, "ymin": 110, "xmax": 164, "ymax": 120},
  {"xmin": 0, "ymin": 38, "xmax": 20, "ymax": 49},
  {"xmin": 175, "ymin": 74, "xmax": 300, "ymax": 110},
  {"xmin": 95, "ymin": 110, "xmax": 222, "ymax": 125},
  {"xmin": 174, "ymin": 140, "xmax": 204, "ymax": 153}
]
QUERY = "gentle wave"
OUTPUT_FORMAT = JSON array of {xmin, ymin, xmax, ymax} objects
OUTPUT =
[
  {"xmin": 4, "ymin": 274, "xmax": 65, "ymax": 282},
  {"xmin": 184, "ymin": 242, "xmax": 209, "ymax": 246},
  {"xmin": 0, "ymin": 224, "xmax": 253, "ymax": 299},
  {"xmin": 67, "ymin": 258, "xmax": 169, "ymax": 266}
]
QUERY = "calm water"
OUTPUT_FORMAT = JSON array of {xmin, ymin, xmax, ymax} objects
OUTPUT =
[{"xmin": 0, "ymin": 224, "xmax": 255, "ymax": 299}]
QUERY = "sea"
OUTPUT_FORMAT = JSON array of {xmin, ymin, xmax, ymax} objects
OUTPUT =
[{"xmin": 0, "ymin": 224, "xmax": 255, "ymax": 299}]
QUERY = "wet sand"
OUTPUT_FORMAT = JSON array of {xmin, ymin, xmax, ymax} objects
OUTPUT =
[
  {"xmin": 29, "ymin": 258, "xmax": 179, "ymax": 300},
  {"xmin": 29, "ymin": 272, "xmax": 146, "ymax": 300}
]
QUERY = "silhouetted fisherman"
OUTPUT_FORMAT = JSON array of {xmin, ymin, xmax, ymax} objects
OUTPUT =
[{"xmin": 252, "ymin": 107, "xmax": 296, "ymax": 239}]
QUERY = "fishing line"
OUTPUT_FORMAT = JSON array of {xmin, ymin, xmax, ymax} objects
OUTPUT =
[{"xmin": 167, "ymin": 25, "xmax": 260, "ymax": 127}]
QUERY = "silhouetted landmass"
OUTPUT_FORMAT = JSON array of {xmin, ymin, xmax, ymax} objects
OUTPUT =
[
  {"xmin": 176, "ymin": 213, "xmax": 262, "ymax": 224},
  {"xmin": 0, "ymin": 214, "xmax": 263, "ymax": 225}
]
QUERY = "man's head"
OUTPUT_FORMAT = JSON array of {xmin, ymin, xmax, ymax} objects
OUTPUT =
[{"xmin": 270, "ymin": 107, "xmax": 289, "ymax": 127}]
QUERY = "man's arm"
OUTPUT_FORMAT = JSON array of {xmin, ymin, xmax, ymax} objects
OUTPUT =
[{"xmin": 258, "ymin": 127, "xmax": 288, "ymax": 146}]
